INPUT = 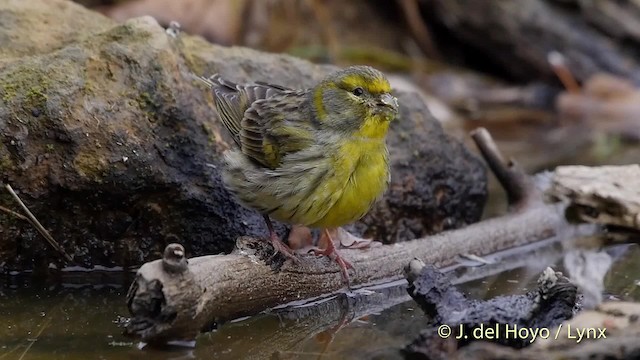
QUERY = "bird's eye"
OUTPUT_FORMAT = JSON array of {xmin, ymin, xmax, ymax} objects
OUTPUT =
[{"xmin": 352, "ymin": 87, "xmax": 364, "ymax": 96}]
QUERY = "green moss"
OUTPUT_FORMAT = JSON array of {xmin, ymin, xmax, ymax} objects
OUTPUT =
[
  {"xmin": 136, "ymin": 91, "xmax": 161, "ymax": 121},
  {"xmin": 0, "ymin": 64, "xmax": 52, "ymax": 114},
  {"xmin": 87, "ymin": 21, "xmax": 152, "ymax": 53},
  {"xmin": 181, "ymin": 37, "xmax": 210, "ymax": 76},
  {"xmin": 1, "ymin": 82, "xmax": 17, "ymax": 102},
  {"xmin": 83, "ymin": 80, "xmax": 96, "ymax": 95},
  {"xmin": 0, "ymin": 191, "xmax": 21, "ymax": 228},
  {"xmin": 0, "ymin": 153, "xmax": 14, "ymax": 172},
  {"xmin": 25, "ymin": 87, "xmax": 48, "ymax": 108},
  {"xmin": 138, "ymin": 92, "xmax": 157, "ymax": 108},
  {"xmin": 73, "ymin": 151, "xmax": 108, "ymax": 182},
  {"xmin": 101, "ymin": 22, "xmax": 136, "ymax": 42}
]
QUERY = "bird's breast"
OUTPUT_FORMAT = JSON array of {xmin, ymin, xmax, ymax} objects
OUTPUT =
[{"xmin": 309, "ymin": 139, "xmax": 389, "ymax": 228}]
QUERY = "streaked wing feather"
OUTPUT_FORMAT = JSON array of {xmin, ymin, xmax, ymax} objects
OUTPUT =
[
  {"xmin": 240, "ymin": 92, "xmax": 313, "ymax": 169},
  {"xmin": 205, "ymin": 73, "xmax": 313, "ymax": 169},
  {"xmin": 207, "ymin": 75, "xmax": 245, "ymax": 146},
  {"xmin": 254, "ymin": 80, "xmax": 292, "ymax": 91}
]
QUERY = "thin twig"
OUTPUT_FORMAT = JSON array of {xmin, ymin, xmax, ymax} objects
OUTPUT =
[
  {"xmin": 309, "ymin": 0, "xmax": 340, "ymax": 63},
  {"xmin": 397, "ymin": 0, "xmax": 441, "ymax": 60},
  {"xmin": 0, "ymin": 205, "xmax": 29, "ymax": 221},
  {"xmin": 470, "ymin": 128, "xmax": 537, "ymax": 210},
  {"xmin": 547, "ymin": 51, "xmax": 581, "ymax": 93},
  {"xmin": 5, "ymin": 184, "xmax": 73, "ymax": 262}
]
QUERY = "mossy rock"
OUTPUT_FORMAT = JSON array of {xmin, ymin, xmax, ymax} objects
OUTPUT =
[{"xmin": 0, "ymin": 0, "xmax": 486, "ymax": 273}]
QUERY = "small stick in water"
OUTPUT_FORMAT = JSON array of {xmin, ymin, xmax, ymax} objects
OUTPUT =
[{"xmin": 4, "ymin": 184, "xmax": 73, "ymax": 262}]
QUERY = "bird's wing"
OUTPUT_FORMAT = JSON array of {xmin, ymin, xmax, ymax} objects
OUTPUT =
[
  {"xmin": 241, "ymin": 92, "xmax": 315, "ymax": 168},
  {"xmin": 205, "ymin": 74, "xmax": 315, "ymax": 168}
]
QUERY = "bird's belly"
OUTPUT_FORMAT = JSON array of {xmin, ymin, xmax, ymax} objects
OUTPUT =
[
  {"xmin": 307, "ymin": 144, "xmax": 389, "ymax": 228},
  {"xmin": 223, "ymin": 144, "xmax": 388, "ymax": 229}
]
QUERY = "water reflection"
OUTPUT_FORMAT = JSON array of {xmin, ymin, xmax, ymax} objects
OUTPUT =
[{"xmin": 1, "ymin": 243, "xmax": 638, "ymax": 360}]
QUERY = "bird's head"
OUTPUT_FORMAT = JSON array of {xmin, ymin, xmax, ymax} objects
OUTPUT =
[{"xmin": 312, "ymin": 66, "xmax": 398, "ymax": 139}]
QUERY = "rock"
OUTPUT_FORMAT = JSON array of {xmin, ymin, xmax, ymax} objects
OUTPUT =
[
  {"xmin": 448, "ymin": 301, "xmax": 640, "ymax": 360},
  {"xmin": 0, "ymin": 0, "xmax": 486, "ymax": 272},
  {"xmin": 0, "ymin": 0, "xmax": 113, "ymax": 64},
  {"xmin": 420, "ymin": 0, "xmax": 640, "ymax": 84},
  {"xmin": 402, "ymin": 265, "xmax": 577, "ymax": 358}
]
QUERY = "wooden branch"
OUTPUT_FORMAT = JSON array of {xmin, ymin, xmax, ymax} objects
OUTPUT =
[
  {"xmin": 397, "ymin": 0, "xmax": 441, "ymax": 60},
  {"xmin": 471, "ymin": 127, "xmax": 537, "ymax": 210},
  {"xmin": 186, "ymin": 233, "xmax": 596, "ymax": 357},
  {"xmin": 125, "ymin": 202, "xmax": 575, "ymax": 343},
  {"xmin": 548, "ymin": 165, "xmax": 640, "ymax": 231},
  {"xmin": 403, "ymin": 265, "xmax": 578, "ymax": 354},
  {"xmin": 0, "ymin": 204, "xmax": 29, "ymax": 221}
]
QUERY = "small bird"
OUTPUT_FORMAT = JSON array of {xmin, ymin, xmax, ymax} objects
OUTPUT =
[{"xmin": 199, "ymin": 66, "xmax": 398, "ymax": 285}]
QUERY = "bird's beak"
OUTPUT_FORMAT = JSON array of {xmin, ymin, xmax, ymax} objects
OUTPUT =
[{"xmin": 377, "ymin": 93, "xmax": 399, "ymax": 113}]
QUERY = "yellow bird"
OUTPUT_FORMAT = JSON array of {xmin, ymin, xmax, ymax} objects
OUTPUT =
[{"xmin": 200, "ymin": 66, "xmax": 398, "ymax": 284}]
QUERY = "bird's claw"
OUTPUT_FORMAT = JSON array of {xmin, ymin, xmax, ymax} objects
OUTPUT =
[
  {"xmin": 268, "ymin": 235, "xmax": 300, "ymax": 263},
  {"xmin": 308, "ymin": 245, "xmax": 353, "ymax": 287}
]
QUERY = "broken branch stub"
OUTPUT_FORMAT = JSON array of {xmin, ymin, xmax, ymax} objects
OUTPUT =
[{"xmin": 470, "ymin": 128, "xmax": 537, "ymax": 210}]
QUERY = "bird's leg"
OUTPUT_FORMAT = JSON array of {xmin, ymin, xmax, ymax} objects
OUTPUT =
[
  {"xmin": 263, "ymin": 215, "xmax": 298, "ymax": 262},
  {"xmin": 311, "ymin": 228, "xmax": 354, "ymax": 286},
  {"xmin": 314, "ymin": 307, "xmax": 353, "ymax": 356}
]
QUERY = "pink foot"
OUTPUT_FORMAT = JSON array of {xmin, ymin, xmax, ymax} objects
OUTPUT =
[
  {"xmin": 310, "ymin": 228, "xmax": 354, "ymax": 286},
  {"xmin": 263, "ymin": 215, "xmax": 299, "ymax": 263}
]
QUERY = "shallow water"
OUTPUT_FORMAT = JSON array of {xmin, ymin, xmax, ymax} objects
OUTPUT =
[{"xmin": 1, "ymin": 241, "xmax": 638, "ymax": 360}]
